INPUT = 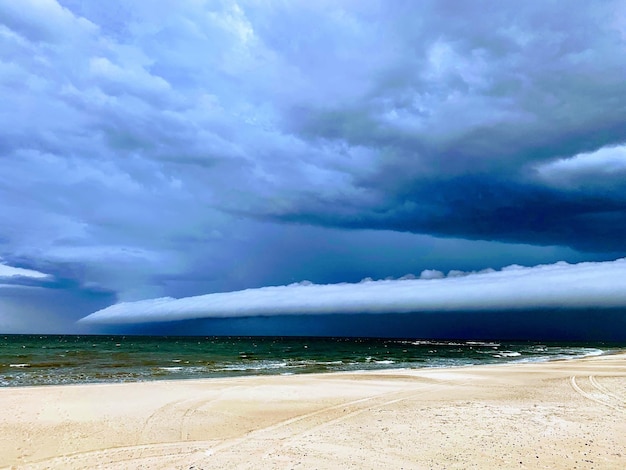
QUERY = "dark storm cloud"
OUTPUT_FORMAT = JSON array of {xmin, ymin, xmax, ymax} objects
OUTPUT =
[
  {"xmin": 1, "ymin": 0, "xmax": 625, "ymax": 324},
  {"xmin": 268, "ymin": 2, "xmax": 626, "ymax": 251},
  {"xmin": 0, "ymin": 281, "xmax": 115, "ymax": 333},
  {"xmin": 280, "ymin": 176, "xmax": 626, "ymax": 252},
  {"xmin": 0, "ymin": 260, "xmax": 115, "ymax": 333}
]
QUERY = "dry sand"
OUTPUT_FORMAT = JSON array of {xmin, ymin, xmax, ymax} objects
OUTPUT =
[{"xmin": 1, "ymin": 353, "xmax": 625, "ymax": 469}]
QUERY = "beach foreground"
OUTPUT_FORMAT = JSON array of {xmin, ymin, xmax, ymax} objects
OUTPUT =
[{"xmin": 1, "ymin": 354, "xmax": 625, "ymax": 469}]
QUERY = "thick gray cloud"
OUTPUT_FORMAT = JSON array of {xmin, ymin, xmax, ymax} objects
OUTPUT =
[{"xmin": 1, "ymin": 1, "xmax": 625, "ymax": 331}]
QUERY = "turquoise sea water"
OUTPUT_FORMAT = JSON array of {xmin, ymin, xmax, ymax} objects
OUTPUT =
[{"xmin": 1, "ymin": 335, "xmax": 623, "ymax": 387}]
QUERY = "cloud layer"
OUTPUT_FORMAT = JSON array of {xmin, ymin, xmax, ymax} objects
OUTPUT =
[
  {"xmin": 80, "ymin": 258, "xmax": 626, "ymax": 325},
  {"xmin": 1, "ymin": 1, "xmax": 626, "ymax": 327}
]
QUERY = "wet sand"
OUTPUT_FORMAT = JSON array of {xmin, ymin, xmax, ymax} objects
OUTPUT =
[{"xmin": 1, "ymin": 353, "xmax": 625, "ymax": 469}]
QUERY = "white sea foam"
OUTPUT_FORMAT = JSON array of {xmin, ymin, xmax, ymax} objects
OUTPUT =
[
  {"xmin": 499, "ymin": 351, "xmax": 522, "ymax": 357},
  {"xmin": 216, "ymin": 361, "xmax": 288, "ymax": 372}
]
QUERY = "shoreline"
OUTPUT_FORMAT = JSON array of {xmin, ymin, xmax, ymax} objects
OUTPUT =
[
  {"xmin": 2, "ymin": 342, "xmax": 620, "ymax": 390},
  {"xmin": 2, "ymin": 353, "xmax": 626, "ymax": 469}
]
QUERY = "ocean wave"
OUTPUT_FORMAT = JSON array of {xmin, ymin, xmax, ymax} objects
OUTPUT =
[
  {"xmin": 493, "ymin": 351, "xmax": 522, "ymax": 358},
  {"xmin": 215, "ymin": 361, "xmax": 289, "ymax": 372},
  {"xmin": 0, "ymin": 336, "xmax": 620, "ymax": 387}
]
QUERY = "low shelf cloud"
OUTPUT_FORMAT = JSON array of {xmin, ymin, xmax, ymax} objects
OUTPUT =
[{"xmin": 80, "ymin": 258, "xmax": 626, "ymax": 325}]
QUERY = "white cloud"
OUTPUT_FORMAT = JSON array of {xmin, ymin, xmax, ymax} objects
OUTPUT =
[
  {"xmin": 0, "ymin": 262, "xmax": 49, "ymax": 279},
  {"xmin": 535, "ymin": 144, "xmax": 626, "ymax": 186},
  {"xmin": 419, "ymin": 269, "xmax": 444, "ymax": 280},
  {"xmin": 0, "ymin": 0, "xmax": 97, "ymax": 44},
  {"xmin": 79, "ymin": 258, "xmax": 626, "ymax": 325},
  {"xmin": 89, "ymin": 56, "xmax": 172, "ymax": 97}
]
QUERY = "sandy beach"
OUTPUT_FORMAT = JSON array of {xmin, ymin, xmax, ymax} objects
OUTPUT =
[{"xmin": 1, "ymin": 353, "xmax": 625, "ymax": 469}]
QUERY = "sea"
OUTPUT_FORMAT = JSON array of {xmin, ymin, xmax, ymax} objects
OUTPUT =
[{"xmin": 1, "ymin": 335, "xmax": 624, "ymax": 387}]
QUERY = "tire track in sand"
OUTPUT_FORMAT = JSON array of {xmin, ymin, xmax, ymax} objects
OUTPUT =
[
  {"xmin": 8, "ymin": 377, "xmax": 452, "ymax": 469},
  {"xmin": 5, "ymin": 441, "xmax": 217, "ymax": 470},
  {"xmin": 247, "ymin": 382, "xmax": 444, "ymax": 467},
  {"xmin": 570, "ymin": 375, "xmax": 626, "ymax": 413},
  {"xmin": 8, "ymin": 386, "xmax": 244, "ymax": 469},
  {"xmin": 138, "ymin": 385, "xmax": 244, "ymax": 443},
  {"xmin": 202, "ymin": 378, "xmax": 444, "ymax": 461}
]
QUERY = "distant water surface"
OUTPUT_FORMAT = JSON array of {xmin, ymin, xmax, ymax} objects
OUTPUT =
[{"xmin": 0, "ymin": 335, "xmax": 623, "ymax": 387}]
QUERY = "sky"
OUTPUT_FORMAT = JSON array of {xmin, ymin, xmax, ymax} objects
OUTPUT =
[{"xmin": 1, "ymin": 0, "xmax": 625, "ymax": 338}]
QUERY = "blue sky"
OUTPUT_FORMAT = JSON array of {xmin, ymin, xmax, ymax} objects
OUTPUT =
[{"xmin": 1, "ymin": 1, "xmax": 625, "ymax": 336}]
